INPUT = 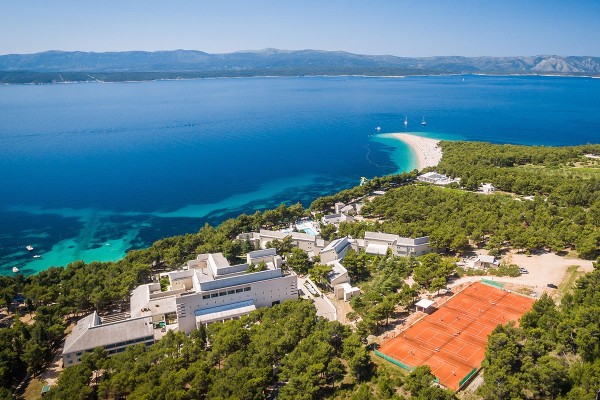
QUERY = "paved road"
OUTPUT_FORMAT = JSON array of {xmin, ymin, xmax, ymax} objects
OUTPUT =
[{"xmin": 296, "ymin": 275, "xmax": 337, "ymax": 321}]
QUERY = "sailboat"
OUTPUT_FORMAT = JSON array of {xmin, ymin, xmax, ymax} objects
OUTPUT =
[
  {"xmin": 404, "ymin": 116, "xmax": 408, "ymax": 127},
  {"xmin": 421, "ymin": 116, "xmax": 427, "ymax": 126}
]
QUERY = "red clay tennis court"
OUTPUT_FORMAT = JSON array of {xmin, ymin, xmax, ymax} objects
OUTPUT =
[{"xmin": 377, "ymin": 282, "xmax": 535, "ymax": 390}]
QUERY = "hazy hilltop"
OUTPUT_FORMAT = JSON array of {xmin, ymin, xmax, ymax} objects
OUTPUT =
[{"xmin": 1, "ymin": 49, "xmax": 599, "ymax": 83}]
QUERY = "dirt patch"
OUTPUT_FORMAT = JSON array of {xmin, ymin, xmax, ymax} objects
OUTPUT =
[
  {"xmin": 20, "ymin": 312, "xmax": 35, "ymax": 325},
  {"xmin": 327, "ymin": 294, "xmax": 356, "ymax": 325},
  {"xmin": 449, "ymin": 250, "xmax": 593, "ymax": 299}
]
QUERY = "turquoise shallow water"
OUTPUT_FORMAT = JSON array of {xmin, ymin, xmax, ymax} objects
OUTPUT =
[{"xmin": 0, "ymin": 75, "xmax": 599, "ymax": 275}]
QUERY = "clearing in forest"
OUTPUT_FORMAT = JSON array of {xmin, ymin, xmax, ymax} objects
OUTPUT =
[{"xmin": 376, "ymin": 283, "xmax": 535, "ymax": 391}]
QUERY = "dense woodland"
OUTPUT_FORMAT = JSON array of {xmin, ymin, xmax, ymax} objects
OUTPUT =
[
  {"xmin": 358, "ymin": 142, "xmax": 600, "ymax": 259},
  {"xmin": 0, "ymin": 142, "xmax": 599, "ymax": 399}
]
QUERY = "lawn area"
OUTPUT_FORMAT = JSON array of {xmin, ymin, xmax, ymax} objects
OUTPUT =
[
  {"xmin": 557, "ymin": 265, "xmax": 585, "ymax": 298},
  {"xmin": 370, "ymin": 350, "xmax": 410, "ymax": 377},
  {"xmin": 23, "ymin": 378, "xmax": 46, "ymax": 400}
]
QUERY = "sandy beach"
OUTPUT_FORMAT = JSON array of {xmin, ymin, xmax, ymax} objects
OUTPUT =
[{"xmin": 384, "ymin": 133, "xmax": 442, "ymax": 170}]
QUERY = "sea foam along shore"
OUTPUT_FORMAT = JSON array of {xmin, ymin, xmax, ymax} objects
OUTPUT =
[{"xmin": 384, "ymin": 133, "xmax": 443, "ymax": 170}]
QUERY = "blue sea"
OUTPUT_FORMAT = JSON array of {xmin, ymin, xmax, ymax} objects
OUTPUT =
[{"xmin": 1, "ymin": 75, "xmax": 599, "ymax": 275}]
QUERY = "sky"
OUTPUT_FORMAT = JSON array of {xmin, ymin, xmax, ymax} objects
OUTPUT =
[{"xmin": 2, "ymin": 0, "xmax": 599, "ymax": 57}]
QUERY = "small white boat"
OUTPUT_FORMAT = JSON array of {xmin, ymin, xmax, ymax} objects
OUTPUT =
[
  {"xmin": 421, "ymin": 116, "xmax": 427, "ymax": 126},
  {"xmin": 375, "ymin": 126, "xmax": 381, "ymax": 132},
  {"xmin": 404, "ymin": 116, "xmax": 408, "ymax": 127},
  {"xmin": 12, "ymin": 267, "xmax": 19, "ymax": 273},
  {"xmin": 33, "ymin": 255, "xmax": 41, "ymax": 259},
  {"xmin": 26, "ymin": 245, "xmax": 33, "ymax": 251}
]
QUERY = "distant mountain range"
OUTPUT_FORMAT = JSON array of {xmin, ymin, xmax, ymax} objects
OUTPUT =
[{"xmin": 1, "ymin": 49, "xmax": 599, "ymax": 83}]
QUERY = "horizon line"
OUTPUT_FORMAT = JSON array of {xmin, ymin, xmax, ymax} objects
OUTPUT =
[{"xmin": 1, "ymin": 48, "xmax": 598, "ymax": 59}]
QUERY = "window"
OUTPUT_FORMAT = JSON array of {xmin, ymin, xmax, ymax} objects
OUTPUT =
[
  {"xmin": 202, "ymin": 295, "xmax": 210, "ymax": 299},
  {"xmin": 67, "ymin": 360, "xmax": 73, "ymax": 365},
  {"xmin": 244, "ymin": 287, "xmax": 251, "ymax": 292},
  {"xmin": 228, "ymin": 290, "xmax": 235, "ymax": 295},
  {"xmin": 210, "ymin": 293, "xmax": 219, "ymax": 298},
  {"xmin": 219, "ymin": 291, "xmax": 227, "ymax": 296},
  {"xmin": 76, "ymin": 352, "xmax": 82, "ymax": 356},
  {"xmin": 236, "ymin": 288, "xmax": 243, "ymax": 293}
]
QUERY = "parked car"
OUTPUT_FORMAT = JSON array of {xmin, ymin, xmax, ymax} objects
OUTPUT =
[
  {"xmin": 519, "ymin": 268, "xmax": 529, "ymax": 274},
  {"xmin": 547, "ymin": 283, "xmax": 558, "ymax": 289}
]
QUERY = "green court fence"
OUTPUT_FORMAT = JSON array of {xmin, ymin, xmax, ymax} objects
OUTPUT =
[
  {"xmin": 458, "ymin": 367, "xmax": 478, "ymax": 388},
  {"xmin": 480, "ymin": 278, "xmax": 504, "ymax": 289},
  {"xmin": 374, "ymin": 350, "xmax": 413, "ymax": 372}
]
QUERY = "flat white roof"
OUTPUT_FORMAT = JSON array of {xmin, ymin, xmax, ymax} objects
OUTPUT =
[
  {"xmin": 365, "ymin": 243, "xmax": 389, "ymax": 255},
  {"xmin": 364, "ymin": 231, "xmax": 399, "ymax": 242},
  {"xmin": 259, "ymin": 229, "xmax": 316, "ymax": 241},
  {"xmin": 415, "ymin": 298, "xmax": 435, "ymax": 309},
  {"xmin": 338, "ymin": 282, "xmax": 360, "ymax": 294},
  {"xmin": 420, "ymin": 171, "xmax": 446, "ymax": 179},
  {"xmin": 194, "ymin": 300, "xmax": 256, "ymax": 324},
  {"xmin": 477, "ymin": 255, "xmax": 496, "ymax": 263},
  {"xmin": 248, "ymin": 248, "xmax": 276, "ymax": 259}
]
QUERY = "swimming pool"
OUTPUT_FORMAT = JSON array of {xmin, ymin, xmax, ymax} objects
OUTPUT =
[
  {"xmin": 295, "ymin": 221, "xmax": 319, "ymax": 236},
  {"xmin": 302, "ymin": 227, "xmax": 317, "ymax": 236}
]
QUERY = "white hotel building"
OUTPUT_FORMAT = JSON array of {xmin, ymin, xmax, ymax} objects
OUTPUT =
[{"xmin": 62, "ymin": 249, "xmax": 297, "ymax": 366}]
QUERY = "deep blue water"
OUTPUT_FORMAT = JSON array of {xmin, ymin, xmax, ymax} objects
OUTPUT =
[{"xmin": 1, "ymin": 75, "xmax": 599, "ymax": 275}]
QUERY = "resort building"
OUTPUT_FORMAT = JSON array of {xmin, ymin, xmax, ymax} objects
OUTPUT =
[
  {"xmin": 238, "ymin": 229, "xmax": 326, "ymax": 254},
  {"xmin": 322, "ymin": 202, "xmax": 361, "ymax": 226},
  {"xmin": 480, "ymin": 183, "xmax": 495, "ymax": 194},
  {"xmin": 334, "ymin": 202, "xmax": 346, "ymax": 214},
  {"xmin": 62, "ymin": 312, "xmax": 154, "ymax": 367},
  {"xmin": 363, "ymin": 231, "xmax": 431, "ymax": 257},
  {"xmin": 473, "ymin": 255, "xmax": 499, "ymax": 269},
  {"xmin": 154, "ymin": 249, "xmax": 296, "ymax": 334},
  {"xmin": 62, "ymin": 249, "xmax": 297, "ymax": 366},
  {"xmin": 325, "ymin": 261, "xmax": 360, "ymax": 301},
  {"xmin": 417, "ymin": 171, "xmax": 460, "ymax": 186},
  {"xmin": 309, "ymin": 237, "xmax": 359, "ymax": 301},
  {"xmin": 319, "ymin": 237, "xmax": 351, "ymax": 264},
  {"xmin": 334, "ymin": 202, "xmax": 362, "ymax": 215},
  {"xmin": 321, "ymin": 213, "xmax": 354, "ymax": 226}
]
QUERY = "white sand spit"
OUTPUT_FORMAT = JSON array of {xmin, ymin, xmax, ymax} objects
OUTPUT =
[{"xmin": 385, "ymin": 133, "xmax": 442, "ymax": 170}]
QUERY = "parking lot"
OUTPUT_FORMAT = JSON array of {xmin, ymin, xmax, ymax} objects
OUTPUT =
[
  {"xmin": 296, "ymin": 276, "xmax": 337, "ymax": 321},
  {"xmin": 451, "ymin": 251, "xmax": 594, "ymax": 297}
]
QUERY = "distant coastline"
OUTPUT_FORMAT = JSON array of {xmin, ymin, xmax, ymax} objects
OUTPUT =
[
  {"xmin": 2, "ymin": 71, "xmax": 599, "ymax": 86},
  {"xmin": 1, "ymin": 50, "xmax": 599, "ymax": 84}
]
